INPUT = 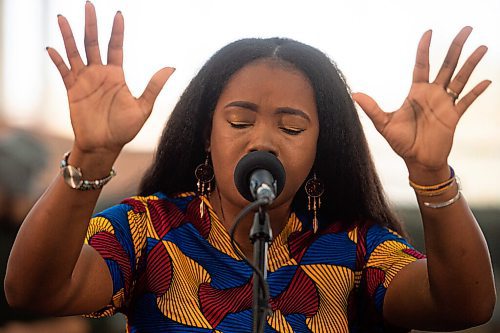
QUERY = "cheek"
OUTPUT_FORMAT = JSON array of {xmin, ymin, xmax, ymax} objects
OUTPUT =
[
  {"xmin": 286, "ymin": 139, "xmax": 317, "ymax": 186},
  {"xmin": 211, "ymin": 150, "xmax": 234, "ymax": 192},
  {"xmin": 209, "ymin": 121, "xmax": 242, "ymax": 196}
]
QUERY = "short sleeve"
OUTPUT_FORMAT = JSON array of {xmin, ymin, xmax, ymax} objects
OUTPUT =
[
  {"xmin": 354, "ymin": 224, "xmax": 425, "ymax": 332},
  {"xmin": 84, "ymin": 197, "xmax": 149, "ymax": 317}
]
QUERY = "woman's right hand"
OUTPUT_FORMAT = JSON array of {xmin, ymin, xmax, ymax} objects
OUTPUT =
[{"xmin": 47, "ymin": 2, "xmax": 174, "ymax": 155}]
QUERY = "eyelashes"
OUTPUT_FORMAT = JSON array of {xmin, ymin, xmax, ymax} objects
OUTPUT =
[
  {"xmin": 229, "ymin": 122, "xmax": 252, "ymax": 129},
  {"xmin": 228, "ymin": 121, "xmax": 304, "ymax": 135},
  {"xmin": 279, "ymin": 127, "xmax": 304, "ymax": 135}
]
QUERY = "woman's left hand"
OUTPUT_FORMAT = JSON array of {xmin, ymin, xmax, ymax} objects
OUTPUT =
[{"xmin": 353, "ymin": 27, "xmax": 490, "ymax": 173}]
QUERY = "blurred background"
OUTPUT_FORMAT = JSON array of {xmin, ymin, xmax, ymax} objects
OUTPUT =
[{"xmin": 0, "ymin": 0, "xmax": 498, "ymax": 332}]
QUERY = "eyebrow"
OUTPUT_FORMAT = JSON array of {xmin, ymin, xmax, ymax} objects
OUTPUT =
[{"xmin": 224, "ymin": 101, "xmax": 311, "ymax": 122}]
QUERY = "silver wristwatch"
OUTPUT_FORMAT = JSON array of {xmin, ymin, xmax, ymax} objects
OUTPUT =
[{"xmin": 60, "ymin": 152, "xmax": 116, "ymax": 191}]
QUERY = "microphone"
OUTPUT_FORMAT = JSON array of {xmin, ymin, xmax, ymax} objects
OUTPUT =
[{"xmin": 234, "ymin": 151, "xmax": 286, "ymax": 204}]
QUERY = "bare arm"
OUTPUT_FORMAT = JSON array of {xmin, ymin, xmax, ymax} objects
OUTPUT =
[
  {"xmin": 384, "ymin": 167, "xmax": 495, "ymax": 330},
  {"xmin": 354, "ymin": 27, "xmax": 495, "ymax": 330},
  {"xmin": 4, "ymin": 2, "xmax": 173, "ymax": 315},
  {"xmin": 5, "ymin": 151, "xmax": 117, "ymax": 315}
]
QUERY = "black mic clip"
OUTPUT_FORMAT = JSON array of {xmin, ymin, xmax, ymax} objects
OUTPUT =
[{"xmin": 250, "ymin": 169, "xmax": 277, "ymax": 204}]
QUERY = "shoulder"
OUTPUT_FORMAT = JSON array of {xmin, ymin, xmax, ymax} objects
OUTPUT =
[
  {"xmin": 368, "ymin": 224, "xmax": 410, "ymax": 247},
  {"xmin": 98, "ymin": 192, "xmax": 196, "ymax": 214},
  {"xmin": 91, "ymin": 192, "xmax": 199, "ymax": 231},
  {"xmin": 354, "ymin": 222, "xmax": 425, "ymax": 269},
  {"xmin": 354, "ymin": 222, "xmax": 411, "ymax": 251},
  {"xmin": 343, "ymin": 221, "xmax": 424, "ymax": 268},
  {"xmin": 86, "ymin": 192, "xmax": 202, "ymax": 266}
]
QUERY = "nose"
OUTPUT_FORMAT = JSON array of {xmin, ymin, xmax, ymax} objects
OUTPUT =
[{"xmin": 247, "ymin": 122, "xmax": 279, "ymax": 157}]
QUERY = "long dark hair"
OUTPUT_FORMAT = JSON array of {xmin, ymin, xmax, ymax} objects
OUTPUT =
[{"xmin": 139, "ymin": 37, "xmax": 406, "ymax": 236}]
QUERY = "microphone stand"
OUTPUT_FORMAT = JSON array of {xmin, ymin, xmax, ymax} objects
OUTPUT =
[{"xmin": 250, "ymin": 204, "xmax": 272, "ymax": 333}]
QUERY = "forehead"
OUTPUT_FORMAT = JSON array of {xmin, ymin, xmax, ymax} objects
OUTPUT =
[
  {"xmin": 218, "ymin": 59, "xmax": 316, "ymax": 109},
  {"xmin": 226, "ymin": 59, "xmax": 310, "ymax": 88}
]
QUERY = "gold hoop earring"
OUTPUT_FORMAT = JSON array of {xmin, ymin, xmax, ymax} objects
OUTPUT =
[
  {"xmin": 195, "ymin": 154, "xmax": 214, "ymax": 218},
  {"xmin": 304, "ymin": 173, "xmax": 324, "ymax": 233}
]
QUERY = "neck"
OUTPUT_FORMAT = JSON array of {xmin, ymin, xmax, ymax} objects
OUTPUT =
[{"xmin": 208, "ymin": 187, "xmax": 292, "ymax": 258}]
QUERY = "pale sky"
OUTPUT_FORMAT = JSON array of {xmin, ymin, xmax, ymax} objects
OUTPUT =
[{"xmin": 1, "ymin": 0, "xmax": 499, "ymax": 206}]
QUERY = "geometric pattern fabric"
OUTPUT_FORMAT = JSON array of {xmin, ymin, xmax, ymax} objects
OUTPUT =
[{"xmin": 85, "ymin": 192, "xmax": 423, "ymax": 332}]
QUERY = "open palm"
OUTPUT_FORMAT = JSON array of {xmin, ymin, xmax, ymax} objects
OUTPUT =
[
  {"xmin": 47, "ymin": 2, "xmax": 174, "ymax": 154},
  {"xmin": 353, "ymin": 27, "xmax": 490, "ymax": 171}
]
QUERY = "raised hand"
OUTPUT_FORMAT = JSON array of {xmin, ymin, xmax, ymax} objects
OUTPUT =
[
  {"xmin": 353, "ymin": 27, "xmax": 490, "ymax": 172},
  {"xmin": 47, "ymin": 2, "xmax": 174, "ymax": 154}
]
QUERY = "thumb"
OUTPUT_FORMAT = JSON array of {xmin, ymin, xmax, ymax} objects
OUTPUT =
[
  {"xmin": 352, "ymin": 92, "xmax": 388, "ymax": 133},
  {"xmin": 138, "ymin": 67, "xmax": 176, "ymax": 116}
]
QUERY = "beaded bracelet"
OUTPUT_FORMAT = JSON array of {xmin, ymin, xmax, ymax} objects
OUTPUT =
[
  {"xmin": 413, "ymin": 178, "xmax": 456, "ymax": 197},
  {"xmin": 409, "ymin": 166, "xmax": 455, "ymax": 193}
]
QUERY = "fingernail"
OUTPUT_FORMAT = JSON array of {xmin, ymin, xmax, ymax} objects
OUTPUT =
[
  {"xmin": 45, "ymin": 46, "xmax": 49, "ymax": 51},
  {"xmin": 57, "ymin": 14, "xmax": 62, "ymax": 17},
  {"xmin": 117, "ymin": 10, "xmax": 122, "ymax": 15}
]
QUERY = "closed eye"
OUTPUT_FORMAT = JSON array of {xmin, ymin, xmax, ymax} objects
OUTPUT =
[
  {"xmin": 229, "ymin": 121, "xmax": 253, "ymax": 129},
  {"xmin": 280, "ymin": 127, "xmax": 305, "ymax": 135}
]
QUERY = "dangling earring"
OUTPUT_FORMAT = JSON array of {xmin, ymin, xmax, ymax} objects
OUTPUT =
[
  {"xmin": 195, "ymin": 154, "xmax": 214, "ymax": 218},
  {"xmin": 304, "ymin": 173, "xmax": 324, "ymax": 233}
]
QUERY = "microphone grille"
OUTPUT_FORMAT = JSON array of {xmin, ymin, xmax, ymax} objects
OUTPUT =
[{"xmin": 234, "ymin": 151, "xmax": 286, "ymax": 202}]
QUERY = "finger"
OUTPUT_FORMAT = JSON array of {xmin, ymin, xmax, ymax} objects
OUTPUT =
[
  {"xmin": 455, "ymin": 80, "xmax": 491, "ymax": 117},
  {"xmin": 107, "ymin": 11, "xmax": 124, "ymax": 66},
  {"xmin": 46, "ymin": 47, "xmax": 76, "ymax": 89},
  {"xmin": 434, "ymin": 26, "xmax": 472, "ymax": 86},
  {"xmin": 84, "ymin": 1, "xmax": 102, "ymax": 65},
  {"xmin": 447, "ymin": 45, "xmax": 488, "ymax": 95},
  {"xmin": 413, "ymin": 30, "xmax": 432, "ymax": 83},
  {"xmin": 57, "ymin": 15, "xmax": 85, "ymax": 72},
  {"xmin": 352, "ymin": 92, "xmax": 389, "ymax": 133},
  {"xmin": 138, "ymin": 67, "xmax": 176, "ymax": 117}
]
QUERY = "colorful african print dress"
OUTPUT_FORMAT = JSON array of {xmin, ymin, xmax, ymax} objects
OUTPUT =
[{"xmin": 85, "ymin": 192, "xmax": 424, "ymax": 332}]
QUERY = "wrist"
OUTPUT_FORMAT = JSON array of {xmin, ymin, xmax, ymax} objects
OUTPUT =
[
  {"xmin": 61, "ymin": 151, "xmax": 117, "ymax": 191},
  {"xmin": 406, "ymin": 163, "xmax": 451, "ymax": 186},
  {"xmin": 408, "ymin": 164, "xmax": 463, "ymax": 209},
  {"xmin": 66, "ymin": 145, "xmax": 120, "ymax": 180}
]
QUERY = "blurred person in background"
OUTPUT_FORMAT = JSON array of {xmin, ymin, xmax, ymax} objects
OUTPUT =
[{"xmin": 0, "ymin": 126, "xmax": 90, "ymax": 333}]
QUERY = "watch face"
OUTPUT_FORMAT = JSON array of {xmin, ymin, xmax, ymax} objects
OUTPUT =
[{"xmin": 62, "ymin": 165, "xmax": 83, "ymax": 189}]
